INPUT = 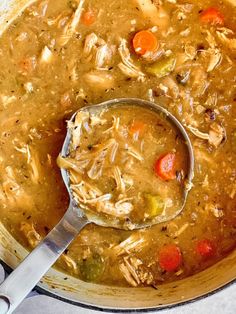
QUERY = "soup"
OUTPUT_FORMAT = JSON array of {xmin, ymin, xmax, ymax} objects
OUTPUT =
[
  {"xmin": 0, "ymin": 0, "xmax": 235, "ymax": 287},
  {"xmin": 58, "ymin": 104, "xmax": 189, "ymax": 227}
]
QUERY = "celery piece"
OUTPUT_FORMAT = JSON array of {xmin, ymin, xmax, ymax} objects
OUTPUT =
[
  {"xmin": 144, "ymin": 193, "xmax": 164, "ymax": 217},
  {"xmin": 146, "ymin": 56, "xmax": 176, "ymax": 78},
  {"xmin": 79, "ymin": 253, "xmax": 105, "ymax": 282}
]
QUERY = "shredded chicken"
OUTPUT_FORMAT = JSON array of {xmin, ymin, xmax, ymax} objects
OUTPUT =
[
  {"xmin": 87, "ymin": 150, "xmax": 106, "ymax": 180},
  {"xmin": 112, "ymin": 166, "xmax": 126, "ymax": 193},
  {"xmin": 66, "ymin": 157, "xmax": 133, "ymax": 218},
  {"xmin": 174, "ymin": 4, "xmax": 193, "ymax": 21},
  {"xmin": 24, "ymin": 82, "xmax": 34, "ymax": 93},
  {"xmin": 103, "ymin": 116, "xmax": 120, "ymax": 134},
  {"xmin": 75, "ymin": 139, "xmax": 118, "ymax": 162},
  {"xmin": 187, "ymin": 125, "xmax": 210, "ymax": 140},
  {"xmin": 84, "ymin": 70, "xmax": 115, "ymax": 90},
  {"xmin": 95, "ymin": 44, "xmax": 113, "ymax": 69},
  {"xmin": 59, "ymin": 0, "xmax": 84, "ymax": 46},
  {"xmin": 20, "ymin": 222, "xmax": 41, "ymax": 248},
  {"xmin": 96, "ymin": 198, "xmax": 134, "ymax": 217},
  {"xmin": 83, "ymin": 33, "xmax": 114, "ymax": 69},
  {"xmin": 205, "ymin": 30, "xmax": 218, "ymax": 49},
  {"xmin": 188, "ymin": 123, "xmax": 225, "ymax": 148},
  {"xmin": 1, "ymin": 166, "xmax": 20, "ymax": 200},
  {"xmin": 0, "ymin": 95, "xmax": 17, "ymax": 108},
  {"xmin": 83, "ymin": 33, "xmax": 98, "ymax": 57},
  {"xmin": 202, "ymin": 48, "xmax": 222, "ymax": 72},
  {"xmin": 118, "ymin": 39, "xmax": 145, "ymax": 80},
  {"xmin": 112, "ymin": 233, "xmax": 148, "ymax": 256},
  {"xmin": 119, "ymin": 256, "xmax": 153, "ymax": 287},
  {"xmin": 0, "ymin": 165, "xmax": 34, "ymax": 210},
  {"xmin": 208, "ymin": 123, "xmax": 226, "ymax": 148},
  {"xmin": 27, "ymin": 148, "xmax": 42, "ymax": 184},
  {"xmin": 125, "ymin": 145, "xmax": 143, "ymax": 161},
  {"xmin": 90, "ymin": 115, "xmax": 107, "ymax": 127},
  {"xmin": 68, "ymin": 111, "xmax": 90, "ymax": 149},
  {"xmin": 162, "ymin": 76, "xmax": 179, "ymax": 98},
  {"xmin": 205, "ymin": 203, "xmax": 224, "ymax": 218},
  {"xmin": 184, "ymin": 43, "xmax": 197, "ymax": 60},
  {"xmin": 142, "ymin": 48, "xmax": 164, "ymax": 62},
  {"xmin": 14, "ymin": 143, "xmax": 31, "ymax": 163},
  {"xmin": 60, "ymin": 254, "xmax": 78, "ymax": 274},
  {"xmin": 216, "ymin": 28, "xmax": 236, "ymax": 50},
  {"xmin": 135, "ymin": 0, "xmax": 169, "ymax": 31},
  {"xmin": 40, "ymin": 46, "xmax": 53, "ymax": 63},
  {"xmin": 174, "ymin": 223, "xmax": 189, "ymax": 237},
  {"xmin": 191, "ymin": 66, "xmax": 209, "ymax": 97},
  {"xmin": 57, "ymin": 156, "xmax": 90, "ymax": 174},
  {"xmin": 71, "ymin": 180, "xmax": 103, "ymax": 202}
]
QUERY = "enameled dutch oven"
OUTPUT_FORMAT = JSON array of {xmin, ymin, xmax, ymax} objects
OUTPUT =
[{"xmin": 0, "ymin": 0, "xmax": 235, "ymax": 311}]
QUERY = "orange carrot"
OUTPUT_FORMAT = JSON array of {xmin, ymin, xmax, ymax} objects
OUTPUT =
[
  {"xmin": 200, "ymin": 7, "xmax": 224, "ymax": 26},
  {"xmin": 129, "ymin": 121, "xmax": 146, "ymax": 136},
  {"xmin": 196, "ymin": 239, "xmax": 216, "ymax": 258},
  {"xmin": 81, "ymin": 10, "xmax": 96, "ymax": 26},
  {"xmin": 158, "ymin": 244, "xmax": 182, "ymax": 272},
  {"xmin": 154, "ymin": 153, "xmax": 176, "ymax": 180},
  {"xmin": 133, "ymin": 30, "xmax": 158, "ymax": 56}
]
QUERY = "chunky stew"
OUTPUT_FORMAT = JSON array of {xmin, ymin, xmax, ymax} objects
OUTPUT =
[
  {"xmin": 58, "ymin": 105, "xmax": 189, "ymax": 227},
  {"xmin": 0, "ymin": 0, "xmax": 235, "ymax": 287}
]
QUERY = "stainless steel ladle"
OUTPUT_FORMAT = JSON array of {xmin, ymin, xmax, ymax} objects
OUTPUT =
[{"xmin": 0, "ymin": 98, "xmax": 194, "ymax": 313}]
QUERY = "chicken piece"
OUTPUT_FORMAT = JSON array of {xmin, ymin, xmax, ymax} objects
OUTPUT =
[
  {"xmin": 28, "ymin": 149, "xmax": 42, "ymax": 184},
  {"xmin": 118, "ymin": 39, "xmax": 145, "ymax": 80},
  {"xmin": 205, "ymin": 203, "xmax": 224, "ymax": 218},
  {"xmin": 68, "ymin": 111, "xmax": 90, "ymax": 149},
  {"xmin": 162, "ymin": 76, "xmax": 179, "ymax": 98},
  {"xmin": 83, "ymin": 33, "xmax": 98, "ymax": 57},
  {"xmin": 112, "ymin": 233, "xmax": 147, "ymax": 256},
  {"xmin": 191, "ymin": 66, "xmax": 209, "ymax": 97},
  {"xmin": 60, "ymin": 254, "xmax": 78, "ymax": 274},
  {"xmin": 216, "ymin": 28, "xmax": 236, "ymax": 51},
  {"xmin": 208, "ymin": 123, "xmax": 226, "ymax": 148},
  {"xmin": 95, "ymin": 198, "xmax": 134, "ymax": 217},
  {"xmin": 83, "ymin": 33, "xmax": 114, "ymax": 69},
  {"xmin": 84, "ymin": 70, "xmax": 115, "ymax": 90},
  {"xmin": 206, "ymin": 49, "xmax": 222, "ymax": 72},
  {"xmin": 135, "ymin": 0, "xmax": 169, "ymax": 31},
  {"xmin": 189, "ymin": 122, "xmax": 225, "ymax": 149},
  {"xmin": 119, "ymin": 256, "xmax": 153, "ymax": 287},
  {"xmin": 59, "ymin": 0, "xmax": 84, "ymax": 46},
  {"xmin": 20, "ymin": 222, "xmax": 41, "ymax": 248},
  {"xmin": 112, "ymin": 166, "xmax": 126, "ymax": 193},
  {"xmin": 40, "ymin": 46, "xmax": 53, "ymax": 63}
]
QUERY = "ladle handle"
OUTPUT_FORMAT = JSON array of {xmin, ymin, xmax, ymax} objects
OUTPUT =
[{"xmin": 0, "ymin": 205, "xmax": 88, "ymax": 314}]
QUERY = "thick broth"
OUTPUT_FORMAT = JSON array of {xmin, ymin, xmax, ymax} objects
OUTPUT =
[
  {"xmin": 0, "ymin": 0, "xmax": 235, "ymax": 287},
  {"xmin": 59, "ymin": 105, "xmax": 189, "ymax": 226}
]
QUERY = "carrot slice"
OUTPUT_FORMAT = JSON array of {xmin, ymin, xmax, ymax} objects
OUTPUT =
[
  {"xmin": 81, "ymin": 10, "xmax": 96, "ymax": 26},
  {"xmin": 133, "ymin": 30, "xmax": 158, "ymax": 56},
  {"xmin": 196, "ymin": 239, "xmax": 216, "ymax": 258},
  {"xmin": 200, "ymin": 7, "xmax": 224, "ymax": 26},
  {"xmin": 154, "ymin": 153, "xmax": 176, "ymax": 180},
  {"xmin": 158, "ymin": 244, "xmax": 182, "ymax": 272},
  {"xmin": 129, "ymin": 121, "xmax": 145, "ymax": 136}
]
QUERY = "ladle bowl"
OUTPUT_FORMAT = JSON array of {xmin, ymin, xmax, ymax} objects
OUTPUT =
[
  {"xmin": 61, "ymin": 98, "xmax": 194, "ymax": 229},
  {"xmin": 0, "ymin": 98, "xmax": 194, "ymax": 313}
]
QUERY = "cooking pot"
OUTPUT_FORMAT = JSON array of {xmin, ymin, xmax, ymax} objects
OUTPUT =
[{"xmin": 0, "ymin": 0, "xmax": 235, "ymax": 311}]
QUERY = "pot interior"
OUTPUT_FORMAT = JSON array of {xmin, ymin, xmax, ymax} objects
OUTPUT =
[{"xmin": 0, "ymin": 0, "xmax": 235, "ymax": 311}]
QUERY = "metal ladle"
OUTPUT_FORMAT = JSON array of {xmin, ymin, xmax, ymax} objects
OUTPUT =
[{"xmin": 0, "ymin": 98, "xmax": 194, "ymax": 313}]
